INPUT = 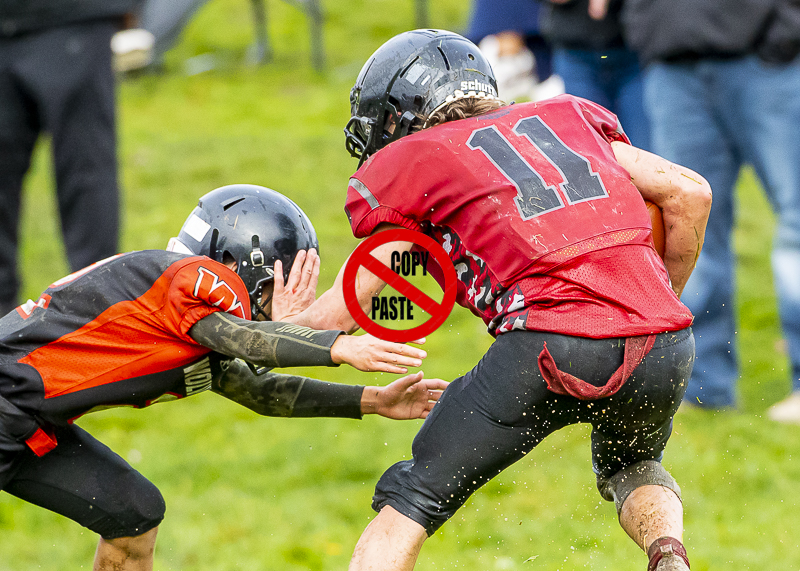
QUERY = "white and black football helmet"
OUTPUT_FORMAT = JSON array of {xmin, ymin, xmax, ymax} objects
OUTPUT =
[
  {"xmin": 345, "ymin": 29, "xmax": 498, "ymax": 166},
  {"xmin": 169, "ymin": 184, "xmax": 318, "ymax": 320}
]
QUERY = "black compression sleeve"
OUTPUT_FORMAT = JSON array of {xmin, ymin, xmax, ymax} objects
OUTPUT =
[
  {"xmin": 189, "ymin": 312, "xmax": 344, "ymax": 368},
  {"xmin": 289, "ymin": 379, "xmax": 365, "ymax": 418},
  {"xmin": 212, "ymin": 359, "xmax": 364, "ymax": 419}
]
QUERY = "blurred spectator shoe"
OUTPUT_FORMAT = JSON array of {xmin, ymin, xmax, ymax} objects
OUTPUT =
[
  {"xmin": 111, "ymin": 29, "xmax": 155, "ymax": 73},
  {"xmin": 479, "ymin": 34, "xmax": 537, "ymax": 102},
  {"xmin": 531, "ymin": 74, "xmax": 565, "ymax": 102},
  {"xmin": 767, "ymin": 391, "xmax": 800, "ymax": 424}
]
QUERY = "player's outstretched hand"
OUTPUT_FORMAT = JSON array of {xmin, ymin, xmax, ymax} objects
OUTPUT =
[
  {"xmin": 271, "ymin": 249, "xmax": 320, "ymax": 322},
  {"xmin": 330, "ymin": 334, "xmax": 426, "ymax": 374},
  {"xmin": 361, "ymin": 372, "xmax": 449, "ymax": 419}
]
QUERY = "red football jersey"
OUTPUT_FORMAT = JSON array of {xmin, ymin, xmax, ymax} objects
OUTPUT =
[
  {"xmin": 0, "ymin": 251, "xmax": 251, "ymax": 424},
  {"xmin": 345, "ymin": 95, "xmax": 693, "ymax": 338}
]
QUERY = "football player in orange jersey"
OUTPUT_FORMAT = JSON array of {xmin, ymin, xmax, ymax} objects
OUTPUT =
[{"xmin": 0, "ymin": 184, "xmax": 445, "ymax": 571}]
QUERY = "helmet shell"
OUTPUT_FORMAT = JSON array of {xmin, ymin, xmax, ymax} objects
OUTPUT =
[
  {"xmin": 176, "ymin": 184, "xmax": 318, "ymax": 317},
  {"xmin": 345, "ymin": 29, "xmax": 497, "ymax": 164}
]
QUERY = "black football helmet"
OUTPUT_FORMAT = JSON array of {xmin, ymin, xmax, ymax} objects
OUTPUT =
[
  {"xmin": 170, "ymin": 184, "xmax": 318, "ymax": 320},
  {"xmin": 345, "ymin": 29, "xmax": 497, "ymax": 166}
]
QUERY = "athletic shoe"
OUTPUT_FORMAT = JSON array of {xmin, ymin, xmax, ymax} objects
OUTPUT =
[
  {"xmin": 530, "ymin": 74, "xmax": 565, "ymax": 102},
  {"xmin": 767, "ymin": 391, "xmax": 800, "ymax": 424},
  {"xmin": 111, "ymin": 29, "xmax": 155, "ymax": 73}
]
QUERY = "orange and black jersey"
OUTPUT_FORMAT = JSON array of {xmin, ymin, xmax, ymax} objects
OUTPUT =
[{"xmin": 0, "ymin": 251, "xmax": 342, "ymax": 427}]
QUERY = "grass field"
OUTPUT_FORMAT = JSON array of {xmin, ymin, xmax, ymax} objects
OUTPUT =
[{"xmin": 1, "ymin": 1, "xmax": 799, "ymax": 569}]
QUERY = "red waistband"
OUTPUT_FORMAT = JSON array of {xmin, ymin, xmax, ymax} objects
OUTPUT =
[{"xmin": 538, "ymin": 334, "xmax": 657, "ymax": 400}]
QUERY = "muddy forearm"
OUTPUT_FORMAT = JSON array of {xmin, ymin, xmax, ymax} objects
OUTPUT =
[
  {"xmin": 190, "ymin": 312, "xmax": 343, "ymax": 368},
  {"xmin": 611, "ymin": 141, "xmax": 712, "ymax": 295}
]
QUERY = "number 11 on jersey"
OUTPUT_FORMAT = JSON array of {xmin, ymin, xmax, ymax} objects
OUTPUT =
[{"xmin": 467, "ymin": 116, "xmax": 608, "ymax": 220}]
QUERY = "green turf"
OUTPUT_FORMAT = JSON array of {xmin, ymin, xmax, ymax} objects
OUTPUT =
[{"xmin": 2, "ymin": 1, "xmax": 798, "ymax": 569}]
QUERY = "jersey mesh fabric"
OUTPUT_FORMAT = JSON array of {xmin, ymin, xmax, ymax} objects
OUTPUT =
[
  {"xmin": 344, "ymin": 95, "xmax": 692, "ymax": 338},
  {"xmin": 0, "ymin": 251, "xmax": 250, "ymax": 422}
]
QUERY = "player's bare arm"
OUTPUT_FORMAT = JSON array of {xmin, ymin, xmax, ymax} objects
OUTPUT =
[
  {"xmin": 189, "ymin": 311, "xmax": 425, "ymax": 374},
  {"xmin": 359, "ymin": 372, "xmax": 447, "ymax": 420},
  {"xmin": 290, "ymin": 223, "xmax": 412, "ymax": 333},
  {"xmin": 212, "ymin": 362, "xmax": 447, "ymax": 420},
  {"xmin": 329, "ymin": 332, "xmax": 425, "ymax": 374},
  {"xmin": 611, "ymin": 141, "xmax": 713, "ymax": 296}
]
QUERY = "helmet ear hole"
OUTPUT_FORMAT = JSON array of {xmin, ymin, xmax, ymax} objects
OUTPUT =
[{"xmin": 221, "ymin": 251, "xmax": 236, "ymax": 268}]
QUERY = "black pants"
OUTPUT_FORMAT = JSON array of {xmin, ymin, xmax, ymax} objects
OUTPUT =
[
  {"xmin": 373, "ymin": 327, "xmax": 694, "ymax": 535},
  {"xmin": 0, "ymin": 20, "xmax": 120, "ymax": 313},
  {"xmin": 1, "ymin": 424, "xmax": 165, "ymax": 539}
]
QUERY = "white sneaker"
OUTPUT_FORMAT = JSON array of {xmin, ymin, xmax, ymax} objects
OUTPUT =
[
  {"xmin": 111, "ymin": 29, "xmax": 156, "ymax": 73},
  {"xmin": 479, "ymin": 35, "xmax": 537, "ymax": 102},
  {"xmin": 767, "ymin": 391, "xmax": 800, "ymax": 424},
  {"xmin": 530, "ymin": 74, "xmax": 565, "ymax": 102}
]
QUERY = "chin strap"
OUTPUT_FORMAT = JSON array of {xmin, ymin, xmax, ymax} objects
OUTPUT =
[
  {"xmin": 250, "ymin": 292, "xmax": 272, "ymax": 321},
  {"xmin": 397, "ymin": 110, "xmax": 417, "ymax": 136},
  {"xmin": 245, "ymin": 290, "xmax": 272, "ymax": 377}
]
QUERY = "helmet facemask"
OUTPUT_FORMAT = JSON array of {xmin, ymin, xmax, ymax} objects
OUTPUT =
[
  {"xmin": 212, "ymin": 232, "xmax": 276, "ymax": 321},
  {"xmin": 345, "ymin": 88, "xmax": 420, "ymax": 167}
]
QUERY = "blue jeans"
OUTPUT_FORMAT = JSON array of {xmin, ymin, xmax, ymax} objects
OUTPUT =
[
  {"xmin": 553, "ymin": 47, "xmax": 651, "ymax": 150},
  {"xmin": 466, "ymin": 0, "xmax": 541, "ymax": 40},
  {"xmin": 645, "ymin": 56, "xmax": 800, "ymax": 407},
  {"xmin": 140, "ymin": 0, "xmax": 208, "ymax": 61}
]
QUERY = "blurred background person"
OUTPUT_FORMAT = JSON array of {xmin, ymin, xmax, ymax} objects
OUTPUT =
[
  {"xmin": 466, "ymin": 0, "xmax": 564, "ymax": 101},
  {"xmin": 623, "ymin": 0, "xmax": 800, "ymax": 418},
  {"xmin": 0, "ymin": 0, "xmax": 138, "ymax": 316},
  {"xmin": 539, "ymin": 0, "xmax": 651, "ymax": 149},
  {"xmin": 111, "ymin": 0, "xmax": 206, "ymax": 73}
]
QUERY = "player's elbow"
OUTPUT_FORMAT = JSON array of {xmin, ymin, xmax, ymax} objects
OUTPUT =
[
  {"xmin": 689, "ymin": 173, "xmax": 713, "ymax": 210},
  {"xmin": 685, "ymin": 176, "xmax": 713, "ymax": 224},
  {"xmin": 701, "ymin": 181, "xmax": 713, "ymax": 213},
  {"xmin": 670, "ymin": 167, "xmax": 712, "ymax": 223}
]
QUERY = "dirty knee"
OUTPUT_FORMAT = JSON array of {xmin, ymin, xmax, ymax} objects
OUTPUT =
[{"xmin": 597, "ymin": 460, "xmax": 682, "ymax": 515}]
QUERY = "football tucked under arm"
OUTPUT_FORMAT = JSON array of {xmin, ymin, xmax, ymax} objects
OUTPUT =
[
  {"xmin": 611, "ymin": 141, "xmax": 712, "ymax": 297},
  {"xmin": 645, "ymin": 200, "xmax": 666, "ymax": 258}
]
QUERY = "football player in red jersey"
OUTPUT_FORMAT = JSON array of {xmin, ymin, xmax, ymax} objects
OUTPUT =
[
  {"xmin": 0, "ymin": 184, "xmax": 446, "ymax": 571},
  {"xmin": 289, "ymin": 31, "xmax": 712, "ymax": 571}
]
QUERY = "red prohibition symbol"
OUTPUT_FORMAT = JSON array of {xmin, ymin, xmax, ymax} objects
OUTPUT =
[{"xmin": 343, "ymin": 229, "xmax": 457, "ymax": 342}]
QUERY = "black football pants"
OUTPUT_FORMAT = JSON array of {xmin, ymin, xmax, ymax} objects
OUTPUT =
[
  {"xmin": 1, "ymin": 424, "xmax": 165, "ymax": 539},
  {"xmin": 373, "ymin": 327, "xmax": 694, "ymax": 535}
]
